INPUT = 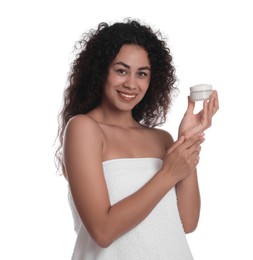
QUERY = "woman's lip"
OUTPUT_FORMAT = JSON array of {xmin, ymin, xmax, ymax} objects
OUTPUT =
[{"xmin": 117, "ymin": 90, "xmax": 137, "ymax": 101}]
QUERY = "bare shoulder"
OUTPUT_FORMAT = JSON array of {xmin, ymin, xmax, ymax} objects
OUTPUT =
[
  {"xmin": 151, "ymin": 127, "xmax": 174, "ymax": 149},
  {"xmin": 63, "ymin": 114, "xmax": 104, "ymax": 162},
  {"xmin": 66, "ymin": 114, "xmax": 100, "ymax": 130},
  {"xmin": 65, "ymin": 114, "xmax": 103, "ymax": 140},
  {"xmin": 63, "ymin": 114, "xmax": 104, "ymax": 179}
]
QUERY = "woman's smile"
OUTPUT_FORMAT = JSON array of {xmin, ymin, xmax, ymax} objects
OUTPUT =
[
  {"xmin": 102, "ymin": 44, "xmax": 151, "ymax": 111},
  {"xmin": 116, "ymin": 90, "xmax": 138, "ymax": 102}
]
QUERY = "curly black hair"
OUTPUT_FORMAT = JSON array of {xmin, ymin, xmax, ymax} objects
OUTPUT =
[{"xmin": 55, "ymin": 18, "xmax": 178, "ymax": 172}]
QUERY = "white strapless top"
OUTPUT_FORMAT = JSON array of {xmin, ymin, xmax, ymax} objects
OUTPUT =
[{"xmin": 68, "ymin": 158, "xmax": 193, "ymax": 260}]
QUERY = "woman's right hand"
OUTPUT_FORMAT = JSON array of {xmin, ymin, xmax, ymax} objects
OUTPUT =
[{"xmin": 162, "ymin": 133, "xmax": 205, "ymax": 184}]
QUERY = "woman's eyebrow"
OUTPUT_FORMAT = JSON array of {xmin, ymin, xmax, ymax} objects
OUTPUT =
[
  {"xmin": 113, "ymin": 61, "xmax": 150, "ymax": 71},
  {"xmin": 113, "ymin": 61, "xmax": 130, "ymax": 68}
]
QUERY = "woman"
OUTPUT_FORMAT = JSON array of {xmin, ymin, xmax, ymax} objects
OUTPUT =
[{"xmin": 55, "ymin": 19, "xmax": 219, "ymax": 259}]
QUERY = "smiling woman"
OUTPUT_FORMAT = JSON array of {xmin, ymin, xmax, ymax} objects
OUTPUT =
[
  {"xmin": 102, "ymin": 45, "xmax": 151, "ymax": 111},
  {"xmin": 55, "ymin": 18, "xmax": 219, "ymax": 260}
]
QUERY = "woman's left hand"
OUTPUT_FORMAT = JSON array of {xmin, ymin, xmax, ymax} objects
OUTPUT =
[{"xmin": 178, "ymin": 90, "xmax": 219, "ymax": 139}]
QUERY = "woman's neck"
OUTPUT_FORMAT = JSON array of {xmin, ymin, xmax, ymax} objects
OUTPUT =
[{"xmin": 87, "ymin": 105, "xmax": 140, "ymax": 129}]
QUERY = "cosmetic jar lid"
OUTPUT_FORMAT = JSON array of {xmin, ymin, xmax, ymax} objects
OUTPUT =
[{"xmin": 190, "ymin": 84, "xmax": 212, "ymax": 102}]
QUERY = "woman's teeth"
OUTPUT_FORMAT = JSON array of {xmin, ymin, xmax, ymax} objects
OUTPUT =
[{"xmin": 119, "ymin": 92, "xmax": 136, "ymax": 98}]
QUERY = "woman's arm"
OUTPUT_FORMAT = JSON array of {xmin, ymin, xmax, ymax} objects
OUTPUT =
[
  {"xmin": 175, "ymin": 90, "xmax": 219, "ymax": 233},
  {"xmin": 176, "ymin": 170, "xmax": 200, "ymax": 233},
  {"xmin": 63, "ymin": 115, "xmax": 203, "ymax": 247}
]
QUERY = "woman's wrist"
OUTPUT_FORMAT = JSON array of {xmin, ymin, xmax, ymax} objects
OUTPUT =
[{"xmin": 158, "ymin": 167, "xmax": 179, "ymax": 189}]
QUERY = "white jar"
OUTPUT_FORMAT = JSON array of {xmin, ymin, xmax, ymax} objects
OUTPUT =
[{"xmin": 190, "ymin": 84, "xmax": 213, "ymax": 102}]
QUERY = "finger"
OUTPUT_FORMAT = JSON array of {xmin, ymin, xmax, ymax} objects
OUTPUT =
[
  {"xmin": 186, "ymin": 96, "xmax": 195, "ymax": 115},
  {"xmin": 212, "ymin": 90, "xmax": 219, "ymax": 115},
  {"xmin": 180, "ymin": 133, "xmax": 205, "ymax": 151},
  {"xmin": 208, "ymin": 90, "xmax": 219, "ymax": 117},
  {"xmin": 202, "ymin": 98, "xmax": 209, "ymax": 123},
  {"xmin": 188, "ymin": 141, "xmax": 202, "ymax": 155},
  {"xmin": 186, "ymin": 144, "xmax": 202, "ymax": 169},
  {"xmin": 189, "ymin": 147, "xmax": 201, "ymax": 159},
  {"xmin": 204, "ymin": 91, "xmax": 217, "ymax": 127},
  {"xmin": 192, "ymin": 154, "xmax": 200, "ymax": 166},
  {"xmin": 186, "ymin": 139, "xmax": 204, "ymax": 156},
  {"xmin": 207, "ymin": 97, "xmax": 213, "ymax": 124},
  {"xmin": 167, "ymin": 135, "xmax": 185, "ymax": 154}
]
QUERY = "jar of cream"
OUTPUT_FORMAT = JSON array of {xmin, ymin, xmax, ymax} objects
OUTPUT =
[{"xmin": 190, "ymin": 84, "xmax": 213, "ymax": 102}]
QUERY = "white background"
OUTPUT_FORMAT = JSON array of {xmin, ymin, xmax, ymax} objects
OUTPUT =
[{"xmin": 1, "ymin": 0, "xmax": 252, "ymax": 259}]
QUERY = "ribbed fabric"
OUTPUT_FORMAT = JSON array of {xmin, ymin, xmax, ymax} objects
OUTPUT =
[{"xmin": 68, "ymin": 158, "xmax": 193, "ymax": 260}]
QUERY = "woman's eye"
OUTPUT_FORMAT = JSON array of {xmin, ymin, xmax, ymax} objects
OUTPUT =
[
  {"xmin": 138, "ymin": 71, "xmax": 148, "ymax": 78},
  {"xmin": 116, "ymin": 69, "xmax": 127, "ymax": 75}
]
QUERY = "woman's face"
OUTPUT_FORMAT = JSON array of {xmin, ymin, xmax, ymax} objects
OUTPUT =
[{"xmin": 102, "ymin": 44, "xmax": 151, "ymax": 112}]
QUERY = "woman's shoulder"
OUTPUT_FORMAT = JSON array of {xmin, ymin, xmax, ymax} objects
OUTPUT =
[
  {"xmin": 65, "ymin": 114, "xmax": 103, "ymax": 139},
  {"xmin": 149, "ymin": 127, "xmax": 174, "ymax": 148},
  {"xmin": 67, "ymin": 114, "xmax": 99, "ymax": 126}
]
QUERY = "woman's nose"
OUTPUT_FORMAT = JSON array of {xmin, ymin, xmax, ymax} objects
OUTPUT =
[{"xmin": 123, "ymin": 74, "xmax": 137, "ymax": 90}]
